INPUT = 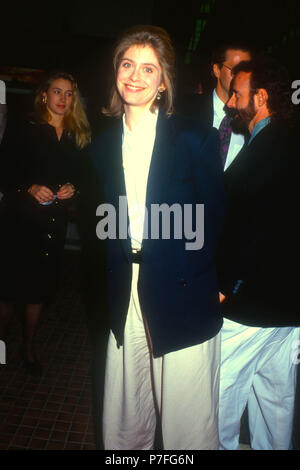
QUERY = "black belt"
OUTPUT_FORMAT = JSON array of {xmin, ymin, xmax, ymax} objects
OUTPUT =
[{"xmin": 131, "ymin": 249, "xmax": 142, "ymax": 264}]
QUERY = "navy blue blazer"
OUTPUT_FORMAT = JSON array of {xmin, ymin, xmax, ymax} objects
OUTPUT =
[{"xmin": 90, "ymin": 112, "xmax": 226, "ymax": 357}]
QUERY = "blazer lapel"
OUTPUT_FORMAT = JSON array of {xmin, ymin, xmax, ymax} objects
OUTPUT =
[{"xmin": 145, "ymin": 112, "xmax": 175, "ymax": 206}]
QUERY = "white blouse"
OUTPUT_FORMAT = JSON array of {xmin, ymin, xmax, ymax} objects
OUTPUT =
[{"xmin": 122, "ymin": 109, "xmax": 158, "ymax": 250}]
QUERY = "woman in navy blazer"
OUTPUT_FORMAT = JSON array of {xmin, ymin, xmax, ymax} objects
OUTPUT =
[{"xmin": 89, "ymin": 25, "xmax": 225, "ymax": 450}]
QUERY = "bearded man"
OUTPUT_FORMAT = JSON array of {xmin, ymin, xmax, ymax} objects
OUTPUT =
[{"xmin": 217, "ymin": 58, "xmax": 300, "ymax": 450}]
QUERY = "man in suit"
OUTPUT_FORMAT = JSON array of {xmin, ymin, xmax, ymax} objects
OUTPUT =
[
  {"xmin": 217, "ymin": 57, "xmax": 300, "ymax": 450},
  {"xmin": 178, "ymin": 42, "xmax": 252, "ymax": 171}
]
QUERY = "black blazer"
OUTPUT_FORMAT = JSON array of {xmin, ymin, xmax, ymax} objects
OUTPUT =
[
  {"xmin": 90, "ymin": 112, "xmax": 226, "ymax": 357},
  {"xmin": 217, "ymin": 120, "xmax": 300, "ymax": 326}
]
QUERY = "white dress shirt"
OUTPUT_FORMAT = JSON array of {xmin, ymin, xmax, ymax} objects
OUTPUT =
[
  {"xmin": 213, "ymin": 89, "xmax": 245, "ymax": 171},
  {"xmin": 122, "ymin": 109, "xmax": 158, "ymax": 251}
]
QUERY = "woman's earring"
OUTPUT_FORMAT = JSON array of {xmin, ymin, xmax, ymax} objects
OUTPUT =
[
  {"xmin": 156, "ymin": 88, "xmax": 164, "ymax": 101},
  {"xmin": 42, "ymin": 96, "xmax": 47, "ymax": 105}
]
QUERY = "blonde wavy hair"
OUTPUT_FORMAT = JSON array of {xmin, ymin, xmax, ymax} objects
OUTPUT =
[
  {"xmin": 34, "ymin": 71, "xmax": 91, "ymax": 149},
  {"xmin": 103, "ymin": 25, "xmax": 175, "ymax": 118}
]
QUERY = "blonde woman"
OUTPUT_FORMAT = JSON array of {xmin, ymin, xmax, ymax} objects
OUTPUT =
[
  {"xmin": 0, "ymin": 71, "xmax": 91, "ymax": 375},
  {"xmin": 90, "ymin": 25, "xmax": 225, "ymax": 450}
]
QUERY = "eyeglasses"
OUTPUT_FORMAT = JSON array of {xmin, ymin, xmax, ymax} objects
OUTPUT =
[{"xmin": 222, "ymin": 63, "xmax": 233, "ymax": 73}]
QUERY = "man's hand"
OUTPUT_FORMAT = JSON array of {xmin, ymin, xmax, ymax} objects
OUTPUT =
[{"xmin": 219, "ymin": 292, "xmax": 226, "ymax": 303}]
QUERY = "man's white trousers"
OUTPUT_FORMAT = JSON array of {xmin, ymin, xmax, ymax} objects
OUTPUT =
[
  {"xmin": 102, "ymin": 264, "xmax": 220, "ymax": 450},
  {"xmin": 219, "ymin": 318, "xmax": 299, "ymax": 450}
]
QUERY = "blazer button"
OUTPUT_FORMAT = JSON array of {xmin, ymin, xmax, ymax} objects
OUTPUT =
[{"xmin": 179, "ymin": 279, "xmax": 187, "ymax": 287}]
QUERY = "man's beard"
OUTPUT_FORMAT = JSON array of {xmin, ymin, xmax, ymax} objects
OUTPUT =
[{"xmin": 229, "ymin": 94, "xmax": 256, "ymax": 135}]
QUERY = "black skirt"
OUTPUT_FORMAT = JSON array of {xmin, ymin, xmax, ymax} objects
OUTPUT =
[{"xmin": 0, "ymin": 191, "xmax": 69, "ymax": 303}]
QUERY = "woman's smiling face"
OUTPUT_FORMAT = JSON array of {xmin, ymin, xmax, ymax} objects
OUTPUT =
[
  {"xmin": 116, "ymin": 44, "xmax": 165, "ymax": 113},
  {"xmin": 43, "ymin": 78, "xmax": 73, "ymax": 118}
]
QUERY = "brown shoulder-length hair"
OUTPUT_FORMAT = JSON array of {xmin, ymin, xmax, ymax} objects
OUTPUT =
[
  {"xmin": 102, "ymin": 25, "xmax": 175, "ymax": 117},
  {"xmin": 34, "ymin": 71, "xmax": 91, "ymax": 149}
]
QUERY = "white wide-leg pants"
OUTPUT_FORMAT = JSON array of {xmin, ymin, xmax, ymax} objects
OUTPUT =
[
  {"xmin": 102, "ymin": 264, "xmax": 221, "ymax": 450},
  {"xmin": 219, "ymin": 318, "xmax": 299, "ymax": 450}
]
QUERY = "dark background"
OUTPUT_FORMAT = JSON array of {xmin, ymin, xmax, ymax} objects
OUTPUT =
[{"xmin": 1, "ymin": 0, "xmax": 299, "ymax": 129}]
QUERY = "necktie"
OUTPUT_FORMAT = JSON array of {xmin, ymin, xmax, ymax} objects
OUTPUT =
[{"xmin": 218, "ymin": 114, "xmax": 232, "ymax": 168}]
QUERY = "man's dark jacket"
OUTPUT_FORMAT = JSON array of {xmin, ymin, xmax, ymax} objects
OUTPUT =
[{"xmin": 217, "ymin": 120, "xmax": 299, "ymax": 326}]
